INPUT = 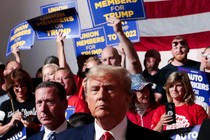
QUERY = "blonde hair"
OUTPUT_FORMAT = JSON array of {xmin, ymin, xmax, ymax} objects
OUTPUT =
[
  {"xmin": 84, "ymin": 65, "xmax": 131, "ymax": 95},
  {"xmin": 42, "ymin": 63, "xmax": 59, "ymax": 75},
  {"xmin": 164, "ymin": 71, "xmax": 195, "ymax": 104}
]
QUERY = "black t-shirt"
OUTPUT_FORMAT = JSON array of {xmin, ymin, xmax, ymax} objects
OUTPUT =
[
  {"xmin": 143, "ymin": 69, "xmax": 160, "ymax": 93},
  {"xmin": 0, "ymin": 95, "xmax": 39, "ymax": 138}
]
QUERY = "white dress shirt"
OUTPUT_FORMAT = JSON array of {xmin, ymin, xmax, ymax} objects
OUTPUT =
[
  {"xmin": 43, "ymin": 120, "xmax": 67, "ymax": 140},
  {"xmin": 95, "ymin": 117, "xmax": 127, "ymax": 140}
]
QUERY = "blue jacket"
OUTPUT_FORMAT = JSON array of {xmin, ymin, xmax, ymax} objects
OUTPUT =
[{"xmin": 56, "ymin": 120, "xmax": 172, "ymax": 140}]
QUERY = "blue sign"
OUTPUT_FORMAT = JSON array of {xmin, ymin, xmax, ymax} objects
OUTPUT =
[
  {"xmin": 6, "ymin": 21, "xmax": 35, "ymax": 56},
  {"xmin": 104, "ymin": 20, "xmax": 139, "ymax": 46},
  {"xmin": 40, "ymin": 1, "xmax": 78, "ymax": 15},
  {"xmin": 74, "ymin": 27, "xmax": 106, "ymax": 57},
  {"xmin": 178, "ymin": 67, "xmax": 210, "ymax": 105},
  {"xmin": 6, "ymin": 127, "xmax": 27, "ymax": 140},
  {"xmin": 87, "ymin": 0, "xmax": 146, "ymax": 26},
  {"xmin": 66, "ymin": 106, "xmax": 75, "ymax": 120},
  {"xmin": 166, "ymin": 125, "xmax": 201, "ymax": 140},
  {"xmin": 27, "ymin": 8, "xmax": 81, "ymax": 40}
]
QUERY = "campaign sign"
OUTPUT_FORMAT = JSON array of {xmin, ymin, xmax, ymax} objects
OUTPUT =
[
  {"xmin": 6, "ymin": 21, "xmax": 35, "ymax": 56},
  {"xmin": 27, "ymin": 8, "xmax": 81, "ymax": 40},
  {"xmin": 65, "ymin": 106, "xmax": 75, "ymax": 120},
  {"xmin": 104, "ymin": 20, "xmax": 139, "ymax": 46},
  {"xmin": 5, "ymin": 127, "xmax": 27, "ymax": 140},
  {"xmin": 178, "ymin": 67, "xmax": 210, "ymax": 105},
  {"xmin": 40, "ymin": 1, "xmax": 78, "ymax": 15},
  {"xmin": 163, "ymin": 125, "xmax": 201, "ymax": 140},
  {"xmin": 74, "ymin": 27, "xmax": 106, "ymax": 57},
  {"xmin": 87, "ymin": 0, "xmax": 146, "ymax": 26}
]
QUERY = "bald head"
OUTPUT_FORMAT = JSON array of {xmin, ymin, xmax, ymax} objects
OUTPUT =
[{"xmin": 100, "ymin": 46, "xmax": 121, "ymax": 66}]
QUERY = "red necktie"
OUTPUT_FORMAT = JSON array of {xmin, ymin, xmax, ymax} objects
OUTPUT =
[{"xmin": 103, "ymin": 132, "xmax": 113, "ymax": 140}]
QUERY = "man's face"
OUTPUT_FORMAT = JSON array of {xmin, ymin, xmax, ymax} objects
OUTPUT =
[
  {"xmin": 201, "ymin": 48, "xmax": 210, "ymax": 70},
  {"xmin": 35, "ymin": 87, "xmax": 67, "ymax": 130},
  {"xmin": 171, "ymin": 39, "xmax": 189, "ymax": 62},
  {"xmin": 135, "ymin": 86, "xmax": 150, "ymax": 104},
  {"xmin": 54, "ymin": 70, "xmax": 73, "ymax": 96},
  {"xmin": 86, "ymin": 74, "xmax": 130, "ymax": 121},
  {"xmin": 101, "ymin": 47, "xmax": 120, "ymax": 66},
  {"xmin": 145, "ymin": 57, "xmax": 156, "ymax": 70},
  {"xmin": 4, "ymin": 61, "xmax": 20, "ymax": 76}
]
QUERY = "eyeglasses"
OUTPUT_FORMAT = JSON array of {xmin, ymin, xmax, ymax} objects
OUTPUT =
[
  {"xmin": 172, "ymin": 40, "xmax": 186, "ymax": 47},
  {"xmin": 201, "ymin": 52, "xmax": 210, "ymax": 59}
]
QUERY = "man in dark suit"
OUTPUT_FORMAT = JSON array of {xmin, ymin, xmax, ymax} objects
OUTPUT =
[
  {"xmin": 28, "ymin": 81, "xmax": 72, "ymax": 140},
  {"xmin": 56, "ymin": 65, "xmax": 171, "ymax": 140}
]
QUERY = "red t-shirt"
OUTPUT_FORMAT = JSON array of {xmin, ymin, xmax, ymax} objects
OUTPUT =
[
  {"xmin": 151, "ymin": 103, "xmax": 208, "ymax": 130},
  {"xmin": 68, "ymin": 95, "xmax": 90, "ymax": 114},
  {"xmin": 74, "ymin": 75, "xmax": 84, "ymax": 100},
  {"xmin": 126, "ymin": 102, "xmax": 159, "ymax": 129}
]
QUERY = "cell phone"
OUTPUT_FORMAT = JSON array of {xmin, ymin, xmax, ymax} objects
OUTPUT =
[{"xmin": 165, "ymin": 103, "xmax": 176, "ymax": 124}]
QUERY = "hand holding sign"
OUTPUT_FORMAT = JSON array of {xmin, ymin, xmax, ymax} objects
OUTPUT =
[
  {"xmin": 9, "ymin": 111, "xmax": 23, "ymax": 127},
  {"xmin": 11, "ymin": 44, "xmax": 21, "ymax": 64},
  {"xmin": 106, "ymin": 17, "xmax": 123, "ymax": 34},
  {"xmin": 56, "ymin": 31, "xmax": 66, "ymax": 48}
]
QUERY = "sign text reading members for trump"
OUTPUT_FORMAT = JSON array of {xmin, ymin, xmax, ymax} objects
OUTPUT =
[
  {"xmin": 74, "ymin": 27, "xmax": 106, "ymax": 57},
  {"xmin": 104, "ymin": 20, "xmax": 139, "ymax": 46},
  {"xmin": 87, "ymin": 0, "xmax": 146, "ymax": 26},
  {"xmin": 178, "ymin": 67, "xmax": 210, "ymax": 105},
  {"xmin": 40, "ymin": 1, "xmax": 78, "ymax": 15},
  {"xmin": 27, "ymin": 8, "xmax": 81, "ymax": 40},
  {"xmin": 6, "ymin": 21, "xmax": 35, "ymax": 56}
]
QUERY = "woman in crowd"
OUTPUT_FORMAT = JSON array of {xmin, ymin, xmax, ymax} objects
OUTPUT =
[
  {"xmin": 151, "ymin": 71, "xmax": 208, "ymax": 132},
  {"xmin": 0, "ymin": 69, "xmax": 40, "ymax": 138},
  {"xmin": 127, "ymin": 74, "xmax": 160, "ymax": 129},
  {"xmin": 42, "ymin": 63, "xmax": 59, "ymax": 82}
]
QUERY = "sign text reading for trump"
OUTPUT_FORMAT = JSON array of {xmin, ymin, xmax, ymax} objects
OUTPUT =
[
  {"xmin": 6, "ymin": 21, "xmax": 35, "ymax": 56},
  {"xmin": 27, "ymin": 8, "xmax": 80, "ymax": 40},
  {"xmin": 74, "ymin": 27, "xmax": 106, "ymax": 57},
  {"xmin": 40, "ymin": 1, "xmax": 78, "ymax": 15},
  {"xmin": 87, "ymin": 0, "xmax": 146, "ymax": 26},
  {"xmin": 178, "ymin": 67, "xmax": 210, "ymax": 105}
]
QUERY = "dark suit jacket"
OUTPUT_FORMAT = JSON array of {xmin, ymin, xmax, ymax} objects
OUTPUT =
[
  {"xmin": 28, "ymin": 121, "xmax": 72, "ymax": 140},
  {"xmin": 56, "ymin": 120, "xmax": 172, "ymax": 140},
  {"xmin": 197, "ymin": 119, "xmax": 210, "ymax": 140}
]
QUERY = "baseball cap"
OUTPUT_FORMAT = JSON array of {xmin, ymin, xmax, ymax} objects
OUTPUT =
[{"xmin": 130, "ymin": 74, "xmax": 152, "ymax": 91}]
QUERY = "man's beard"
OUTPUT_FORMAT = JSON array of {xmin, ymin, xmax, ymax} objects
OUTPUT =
[{"xmin": 174, "ymin": 54, "xmax": 187, "ymax": 62}]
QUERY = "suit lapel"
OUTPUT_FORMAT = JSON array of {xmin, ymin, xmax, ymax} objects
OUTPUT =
[{"xmin": 38, "ymin": 131, "xmax": 45, "ymax": 139}]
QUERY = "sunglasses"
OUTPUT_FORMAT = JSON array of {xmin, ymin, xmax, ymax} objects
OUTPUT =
[
  {"xmin": 172, "ymin": 40, "xmax": 186, "ymax": 47},
  {"xmin": 201, "ymin": 52, "xmax": 210, "ymax": 59},
  {"xmin": 85, "ymin": 68, "xmax": 90, "ymax": 73}
]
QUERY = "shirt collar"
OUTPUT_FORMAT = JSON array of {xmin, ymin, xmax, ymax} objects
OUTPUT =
[
  {"xmin": 94, "ymin": 117, "xmax": 127, "ymax": 140},
  {"xmin": 43, "ymin": 120, "xmax": 67, "ymax": 140}
]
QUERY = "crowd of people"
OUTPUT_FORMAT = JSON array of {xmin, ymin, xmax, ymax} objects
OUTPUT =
[{"xmin": 0, "ymin": 16, "xmax": 209, "ymax": 139}]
